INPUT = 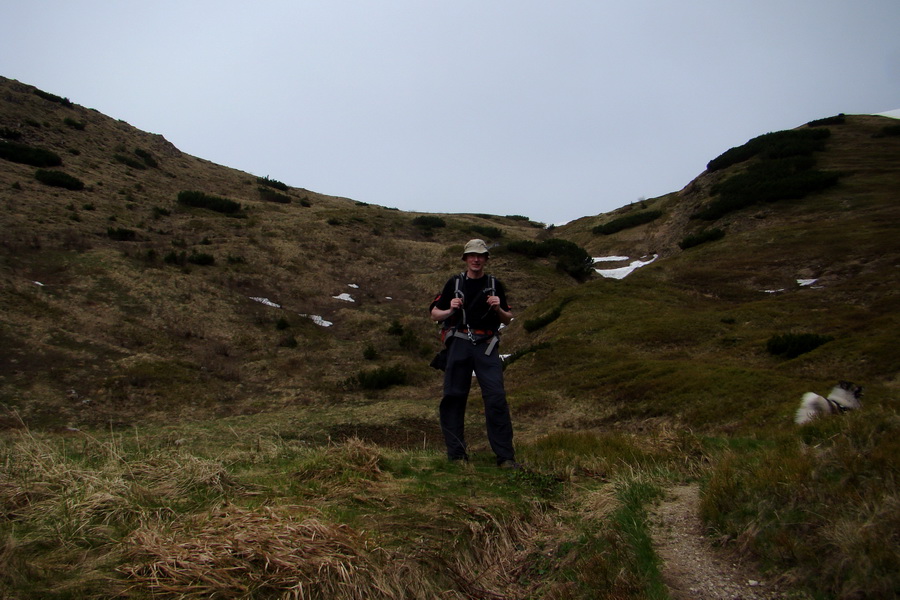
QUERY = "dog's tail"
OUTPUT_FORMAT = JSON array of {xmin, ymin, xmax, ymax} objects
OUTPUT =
[{"xmin": 795, "ymin": 392, "xmax": 829, "ymax": 425}]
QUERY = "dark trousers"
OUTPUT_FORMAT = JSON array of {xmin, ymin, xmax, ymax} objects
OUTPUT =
[{"xmin": 440, "ymin": 337, "xmax": 515, "ymax": 463}]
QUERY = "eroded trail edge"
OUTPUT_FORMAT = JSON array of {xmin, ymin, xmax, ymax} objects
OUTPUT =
[{"xmin": 649, "ymin": 484, "xmax": 800, "ymax": 600}]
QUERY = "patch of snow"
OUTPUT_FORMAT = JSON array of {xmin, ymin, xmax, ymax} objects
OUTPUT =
[
  {"xmin": 33, "ymin": 281, "xmax": 45, "ymax": 286},
  {"xmin": 250, "ymin": 297, "xmax": 281, "ymax": 308},
  {"xmin": 797, "ymin": 278, "xmax": 818, "ymax": 287},
  {"xmin": 348, "ymin": 283, "xmax": 359, "ymax": 288},
  {"xmin": 300, "ymin": 314, "xmax": 333, "ymax": 327},
  {"xmin": 385, "ymin": 297, "xmax": 393, "ymax": 300},
  {"xmin": 593, "ymin": 256, "xmax": 630, "ymax": 262},
  {"xmin": 594, "ymin": 255, "xmax": 658, "ymax": 279},
  {"xmin": 333, "ymin": 293, "xmax": 355, "ymax": 302}
]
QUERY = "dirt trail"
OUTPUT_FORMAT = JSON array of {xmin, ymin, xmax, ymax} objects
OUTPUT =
[{"xmin": 649, "ymin": 484, "xmax": 804, "ymax": 600}]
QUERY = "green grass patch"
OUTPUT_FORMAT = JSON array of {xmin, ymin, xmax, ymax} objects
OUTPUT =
[{"xmin": 700, "ymin": 410, "xmax": 900, "ymax": 599}]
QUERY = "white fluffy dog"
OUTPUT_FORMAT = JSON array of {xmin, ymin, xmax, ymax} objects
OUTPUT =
[{"xmin": 794, "ymin": 381, "xmax": 863, "ymax": 425}]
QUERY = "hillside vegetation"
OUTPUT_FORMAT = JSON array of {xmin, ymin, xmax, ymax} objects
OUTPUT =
[{"xmin": 1, "ymin": 76, "xmax": 898, "ymax": 599}]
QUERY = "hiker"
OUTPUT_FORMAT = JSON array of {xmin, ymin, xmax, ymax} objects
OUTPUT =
[{"xmin": 429, "ymin": 239, "xmax": 519, "ymax": 469}]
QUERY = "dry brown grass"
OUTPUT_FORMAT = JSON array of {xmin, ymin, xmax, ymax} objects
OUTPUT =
[{"xmin": 120, "ymin": 506, "xmax": 382, "ymax": 599}]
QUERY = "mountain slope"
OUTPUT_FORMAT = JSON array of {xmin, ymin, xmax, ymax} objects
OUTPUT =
[
  {"xmin": 504, "ymin": 113, "xmax": 899, "ymax": 434},
  {"xmin": 1, "ymin": 74, "xmax": 898, "ymax": 437},
  {"xmin": 0, "ymin": 76, "xmax": 566, "ymax": 430}
]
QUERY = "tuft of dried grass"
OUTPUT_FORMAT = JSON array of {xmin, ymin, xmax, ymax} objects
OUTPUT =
[{"xmin": 119, "ymin": 505, "xmax": 406, "ymax": 599}]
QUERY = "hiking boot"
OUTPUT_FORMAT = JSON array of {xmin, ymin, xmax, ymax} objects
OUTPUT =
[{"xmin": 498, "ymin": 460, "xmax": 522, "ymax": 470}]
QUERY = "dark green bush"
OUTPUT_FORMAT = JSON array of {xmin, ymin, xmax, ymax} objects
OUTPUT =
[
  {"xmin": 766, "ymin": 333, "xmax": 834, "ymax": 358},
  {"xmin": 257, "ymin": 176, "xmax": 288, "ymax": 191},
  {"xmin": 0, "ymin": 127, "xmax": 22, "ymax": 140},
  {"xmin": 707, "ymin": 128, "xmax": 830, "ymax": 172},
  {"xmin": 134, "ymin": 148, "xmax": 158, "ymax": 168},
  {"xmin": 279, "ymin": 335, "xmax": 298, "ymax": 348},
  {"xmin": 63, "ymin": 117, "xmax": 86, "ymax": 130},
  {"xmin": 694, "ymin": 157, "xmax": 840, "ymax": 221},
  {"xmin": 33, "ymin": 88, "xmax": 72, "ymax": 107},
  {"xmin": 258, "ymin": 187, "xmax": 291, "ymax": 204},
  {"xmin": 164, "ymin": 251, "xmax": 186, "ymax": 265},
  {"xmin": 107, "ymin": 227, "xmax": 137, "ymax": 241},
  {"xmin": 470, "ymin": 225, "xmax": 503, "ymax": 239},
  {"xmin": 34, "ymin": 169, "xmax": 84, "ymax": 190},
  {"xmin": 506, "ymin": 239, "xmax": 594, "ymax": 281},
  {"xmin": 502, "ymin": 342, "xmax": 551, "ymax": 369},
  {"xmin": 807, "ymin": 114, "xmax": 845, "ymax": 127},
  {"xmin": 679, "ymin": 228, "xmax": 725, "ymax": 250},
  {"xmin": 276, "ymin": 317, "xmax": 290, "ymax": 330},
  {"xmin": 114, "ymin": 154, "xmax": 147, "ymax": 170},
  {"xmin": 878, "ymin": 124, "xmax": 900, "ymax": 137},
  {"xmin": 177, "ymin": 190, "xmax": 242, "ymax": 215},
  {"xmin": 593, "ymin": 210, "xmax": 663, "ymax": 235},
  {"xmin": 187, "ymin": 252, "xmax": 215, "ymax": 266},
  {"xmin": 523, "ymin": 298, "xmax": 571, "ymax": 333},
  {"xmin": 351, "ymin": 365, "xmax": 408, "ymax": 390},
  {"xmin": 0, "ymin": 141, "xmax": 62, "ymax": 167},
  {"xmin": 412, "ymin": 215, "xmax": 446, "ymax": 230}
]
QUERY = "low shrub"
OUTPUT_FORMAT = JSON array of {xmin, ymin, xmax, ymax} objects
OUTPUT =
[
  {"xmin": 766, "ymin": 332, "xmax": 834, "ymax": 358},
  {"xmin": 164, "ymin": 251, "xmax": 186, "ymax": 265},
  {"xmin": 877, "ymin": 124, "xmax": 900, "ymax": 137},
  {"xmin": 114, "ymin": 153, "xmax": 147, "ymax": 170},
  {"xmin": 523, "ymin": 298, "xmax": 572, "ymax": 333},
  {"xmin": 108, "ymin": 227, "xmax": 137, "ymax": 241},
  {"xmin": 350, "ymin": 365, "xmax": 408, "ymax": 390},
  {"xmin": 707, "ymin": 128, "xmax": 830, "ymax": 172},
  {"xmin": 257, "ymin": 176, "xmax": 288, "ymax": 191},
  {"xmin": 0, "ymin": 141, "xmax": 62, "ymax": 167},
  {"xmin": 34, "ymin": 169, "xmax": 84, "ymax": 190},
  {"xmin": 412, "ymin": 215, "xmax": 446, "ymax": 230},
  {"xmin": 33, "ymin": 88, "xmax": 72, "ymax": 107},
  {"xmin": 188, "ymin": 252, "xmax": 215, "ymax": 266},
  {"xmin": 506, "ymin": 239, "xmax": 594, "ymax": 281},
  {"xmin": 502, "ymin": 342, "xmax": 551, "ymax": 369},
  {"xmin": 177, "ymin": 191, "xmax": 242, "ymax": 215},
  {"xmin": 470, "ymin": 225, "xmax": 503, "ymax": 239},
  {"xmin": 593, "ymin": 210, "xmax": 663, "ymax": 235},
  {"xmin": 679, "ymin": 228, "xmax": 725, "ymax": 250},
  {"xmin": 694, "ymin": 156, "xmax": 840, "ymax": 221},
  {"xmin": 134, "ymin": 148, "xmax": 158, "ymax": 168},
  {"xmin": 64, "ymin": 117, "xmax": 86, "ymax": 130},
  {"xmin": 807, "ymin": 114, "xmax": 845, "ymax": 127},
  {"xmin": 0, "ymin": 127, "xmax": 22, "ymax": 140},
  {"xmin": 258, "ymin": 187, "xmax": 291, "ymax": 204}
]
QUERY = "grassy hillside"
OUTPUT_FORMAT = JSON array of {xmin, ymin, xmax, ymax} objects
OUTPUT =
[{"xmin": 2, "ymin": 76, "xmax": 898, "ymax": 599}]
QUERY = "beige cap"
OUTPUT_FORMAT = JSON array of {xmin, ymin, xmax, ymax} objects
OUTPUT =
[{"xmin": 461, "ymin": 239, "xmax": 490, "ymax": 259}]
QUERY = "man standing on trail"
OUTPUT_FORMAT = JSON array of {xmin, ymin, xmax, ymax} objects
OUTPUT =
[{"xmin": 429, "ymin": 239, "xmax": 519, "ymax": 469}]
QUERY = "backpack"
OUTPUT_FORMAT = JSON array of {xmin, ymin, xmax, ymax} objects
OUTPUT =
[{"xmin": 430, "ymin": 273, "xmax": 499, "ymax": 370}]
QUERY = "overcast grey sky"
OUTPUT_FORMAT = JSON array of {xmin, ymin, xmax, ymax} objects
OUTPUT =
[{"xmin": 2, "ymin": 1, "xmax": 898, "ymax": 224}]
